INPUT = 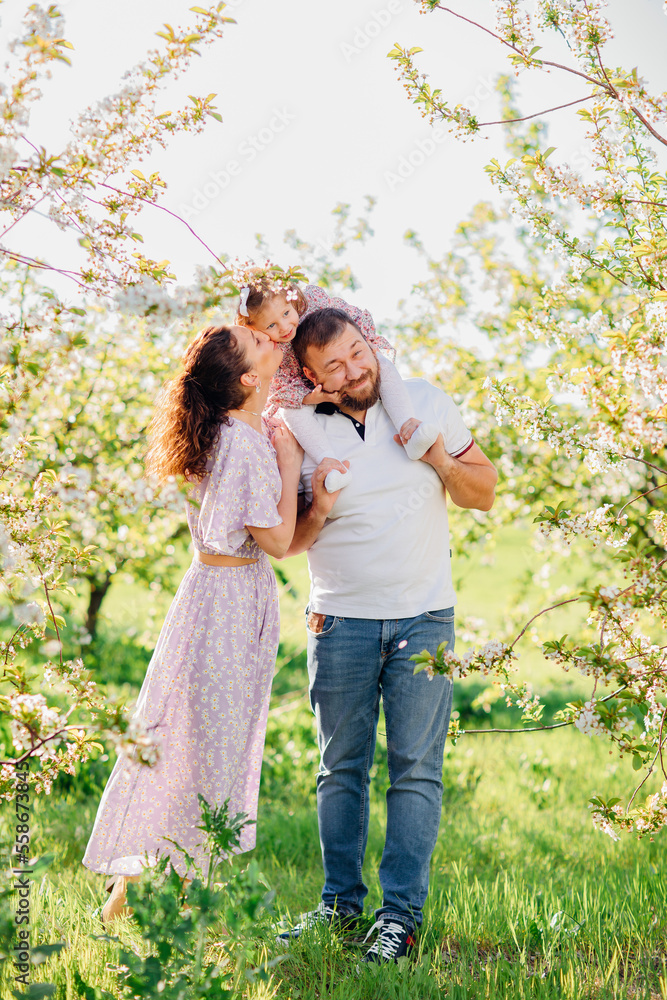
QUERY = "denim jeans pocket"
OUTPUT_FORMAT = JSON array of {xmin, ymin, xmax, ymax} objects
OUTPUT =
[
  {"xmin": 423, "ymin": 608, "xmax": 455, "ymax": 623},
  {"xmin": 305, "ymin": 610, "xmax": 342, "ymax": 636}
]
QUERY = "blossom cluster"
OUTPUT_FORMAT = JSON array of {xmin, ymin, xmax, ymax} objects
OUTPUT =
[
  {"xmin": 536, "ymin": 503, "xmax": 632, "ymax": 550},
  {"xmin": 2, "ymin": 4, "xmax": 233, "ymax": 296},
  {"xmin": 412, "ymin": 639, "xmax": 516, "ymax": 681},
  {"xmin": 115, "ymin": 716, "xmax": 162, "ymax": 768},
  {"xmin": 9, "ymin": 692, "xmax": 66, "ymax": 754}
]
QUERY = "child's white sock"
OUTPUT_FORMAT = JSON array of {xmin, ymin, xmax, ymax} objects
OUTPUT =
[
  {"xmin": 377, "ymin": 355, "xmax": 439, "ymax": 461},
  {"xmin": 403, "ymin": 421, "xmax": 439, "ymax": 461}
]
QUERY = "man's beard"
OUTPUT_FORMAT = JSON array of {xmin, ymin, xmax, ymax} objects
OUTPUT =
[{"xmin": 338, "ymin": 365, "xmax": 381, "ymax": 411}]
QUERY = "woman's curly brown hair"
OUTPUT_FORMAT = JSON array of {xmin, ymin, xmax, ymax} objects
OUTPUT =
[{"xmin": 146, "ymin": 325, "xmax": 250, "ymax": 483}]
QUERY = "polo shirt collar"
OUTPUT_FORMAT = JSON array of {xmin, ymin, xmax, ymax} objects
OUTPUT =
[{"xmin": 315, "ymin": 401, "xmax": 368, "ymax": 440}]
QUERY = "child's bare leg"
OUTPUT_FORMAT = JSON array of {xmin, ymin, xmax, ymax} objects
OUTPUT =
[
  {"xmin": 377, "ymin": 354, "xmax": 439, "ymax": 460},
  {"xmin": 279, "ymin": 406, "xmax": 352, "ymax": 493}
]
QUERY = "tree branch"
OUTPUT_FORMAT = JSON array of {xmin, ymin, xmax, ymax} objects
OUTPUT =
[
  {"xmin": 461, "ymin": 719, "xmax": 571, "ymax": 735},
  {"xmin": 626, "ymin": 704, "xmax": 667, "ymax": 811},
  {"xmin": 460, "ymin": 684, "xmax": 628, "ymax": 736},
  {"xmin": 433, "ymin": 5, "xmax": 614, "ymax": 92},
  {"xmin": 0, "ymin": 720, "xmax": 80, "ymax": 766},
  {"xmin": 432, "ymin": 4, "xmax": 667, "ymax": 146},
  {"xmin": 617, "ymin": 482, "xmax": 667, "ymax": 518},
  {"xmin": 41, "ymin": 579, "xmax": 63, "ymax": 668},
  {"xmin": 0, "ymin": 248, "xmax": 88, "ymax": 290},
  {"xmin": 509, "ymin": 596, "xmax": 579, "ymax": 648},
  {"xmin": 625, "ymin": 198, "xmax": 667, "ymax": 209},
  {"xmin": 478, "ymin": 95, "xmax": 594, "ymax": 127},
  {"xmin": 618, "ymin": 454, "xmax": 667, "ymax": 476},
  {"xmin": 100, "ymin": 182, "xmax": 229, "ymax": 270}
]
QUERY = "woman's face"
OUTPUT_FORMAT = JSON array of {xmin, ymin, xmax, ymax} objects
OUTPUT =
[
  {"xmin": 252, "ymin": 294, "xmax": 300, "ymax": 343},
  {"xmin": 232, "ymin": 325, "xmax": 282, "ymax": 386}
]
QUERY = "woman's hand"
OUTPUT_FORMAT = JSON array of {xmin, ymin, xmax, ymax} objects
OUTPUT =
[
  {"xmin": 271, "ymin": 423, "xmax": 304, "ymax": 473},
  {"xmin": 249, "ymin": 425, "xmax": 303, "ymax": 559}
]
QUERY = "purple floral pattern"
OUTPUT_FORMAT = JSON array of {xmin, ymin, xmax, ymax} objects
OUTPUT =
[{"xmin": 82, "ymin": 420, "xmax": 282, "ymax": 876}]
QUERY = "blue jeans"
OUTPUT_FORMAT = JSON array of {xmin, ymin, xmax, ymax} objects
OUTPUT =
[{"xmin": 306, "ymin": 609, "xmax": 455, "ymax": 931}]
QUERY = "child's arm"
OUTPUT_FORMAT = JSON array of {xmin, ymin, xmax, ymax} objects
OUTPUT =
[
  {"xmin": 279, "ymin": 406, "xmax": 346, "ymax": 469},
  {"xmin": 279, "ymin": 406, "xmax": 350, "ymax": 494},
  {"xmin": 265, "ymin": 344, "xmax": 313, "ymax": 418}
]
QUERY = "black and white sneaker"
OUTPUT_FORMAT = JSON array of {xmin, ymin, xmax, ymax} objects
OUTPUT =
[
  {"xmin": 360, "ymin": 919, "xmax": 416, "ymax": 965},
  {"xmin": 275, "ymin": 901, "xmax": 359, "ymax": 947}
]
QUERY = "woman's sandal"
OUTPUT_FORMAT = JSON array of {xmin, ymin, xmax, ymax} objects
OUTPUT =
[
  {"xmin": 100, "ymin": 874, "xmax": 140, "ymax": 926},
  {"xmin": 100, "ymin": 874, "xmax": 193, "ymax": 926}
]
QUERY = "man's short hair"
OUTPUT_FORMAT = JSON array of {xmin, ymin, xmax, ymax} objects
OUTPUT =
[{"xmin": 292, "ymin": 307, "xmax": 361, "ymax": 370}]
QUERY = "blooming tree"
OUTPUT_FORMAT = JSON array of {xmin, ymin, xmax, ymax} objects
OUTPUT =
[
  {"xmin": 0, "ymin": 2, "xmax": 249, "ymax": 794},
  {"xmin": 390, "ymin": 0, "xmax": 667, "ymax": 837}
]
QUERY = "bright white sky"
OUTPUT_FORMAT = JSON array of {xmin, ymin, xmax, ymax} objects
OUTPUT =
[{"xmin": 2, "ymin": 0, "xmax": 667, "ymax": 326}]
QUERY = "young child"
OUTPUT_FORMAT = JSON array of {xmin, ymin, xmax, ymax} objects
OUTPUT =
[{"xmin": 235, "ymin": 268, "xmax": 439, "ymax": 492}]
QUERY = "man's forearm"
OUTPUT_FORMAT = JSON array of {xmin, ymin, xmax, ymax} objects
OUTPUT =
[
  {"xmin": 432, "ymin": 452, "xmax": 497, "ymax": 511},
  {"xmin": 284, "ymin": 501, "xmax": 328, "ymax": 557}
]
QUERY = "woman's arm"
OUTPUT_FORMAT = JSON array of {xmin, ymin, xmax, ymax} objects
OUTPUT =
[
  {"xmin": 284, "ymin": 458, "xmax": 345, "ymax": 557},
  {"xmin": 247, "ymin": 426, "xmax": 303, "ymax": 558}
]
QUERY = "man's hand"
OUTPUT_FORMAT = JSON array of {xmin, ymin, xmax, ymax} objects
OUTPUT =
[
  {"xmin": 285, "ymin": 457, "xmax": 350, "ymax": 557},
  {"xmin": 393, "ymin": 431, "xmax": 446, "ymax": 469},
  {"xmin": 393, "ymin": 433, "xmax": 497, "ymax": 511},
  {"xmin": 310, "ymin": 457, "xmax": 350, "ymax": 518}
]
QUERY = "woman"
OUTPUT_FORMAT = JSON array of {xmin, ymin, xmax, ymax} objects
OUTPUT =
[{"xmin": 82, "ymin": 323, "xmax": 303, "ymax": 922}]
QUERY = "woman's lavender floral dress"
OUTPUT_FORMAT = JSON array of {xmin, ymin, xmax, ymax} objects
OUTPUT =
[{"xmin": 83, "ymin": 420, "xmax": 282, "ymax": 877}]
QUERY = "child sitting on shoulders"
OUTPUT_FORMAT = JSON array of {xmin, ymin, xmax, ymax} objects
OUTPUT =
[{"xmin": 235, "ymin": 266, "xmax": 438, "ymax": 492}]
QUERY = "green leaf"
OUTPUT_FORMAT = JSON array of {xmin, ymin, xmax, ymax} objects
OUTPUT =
[
  {"xmin": 32, "ymin": 942, "xmax": 67, "ymax": 963},
  {"xmin": 12, "ymin": 985, "xmax": 56, "ymax": 999}
]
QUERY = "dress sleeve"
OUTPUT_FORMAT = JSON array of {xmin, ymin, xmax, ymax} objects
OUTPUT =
[
  {"xmin": 303, "ymin": 284, "xmax": 395, "ymax": 362},
  {"xmin": 265, "ymin": 343, "xmax": 313, "ymax": 416},
  {"xmin": 198, "ymin": 426, "xmax": 283, "ymax": 554}
]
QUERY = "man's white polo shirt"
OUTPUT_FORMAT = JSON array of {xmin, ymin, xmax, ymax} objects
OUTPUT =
[{"xmin": 299, "ymin": 377, "xmax": 473, "ymax": 619}]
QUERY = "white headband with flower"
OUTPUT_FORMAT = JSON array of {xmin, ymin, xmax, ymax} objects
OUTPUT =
[{"xmin": 229, "ymin": 260, "xmax": 309, "ymax": 316}]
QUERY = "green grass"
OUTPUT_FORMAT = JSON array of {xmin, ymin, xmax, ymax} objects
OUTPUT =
[
  {"xmin": 1, "ymin": 525, "xmax": 665, "ymax": 998},
  {"xmin": 5, "ymin": 716, "xmax": 664, "ymax": 998}
]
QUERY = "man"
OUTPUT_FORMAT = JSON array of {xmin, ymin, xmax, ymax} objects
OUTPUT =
[{"xmin": 278, "ymin": 307, "xmax": 497, "ymax": 965}]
